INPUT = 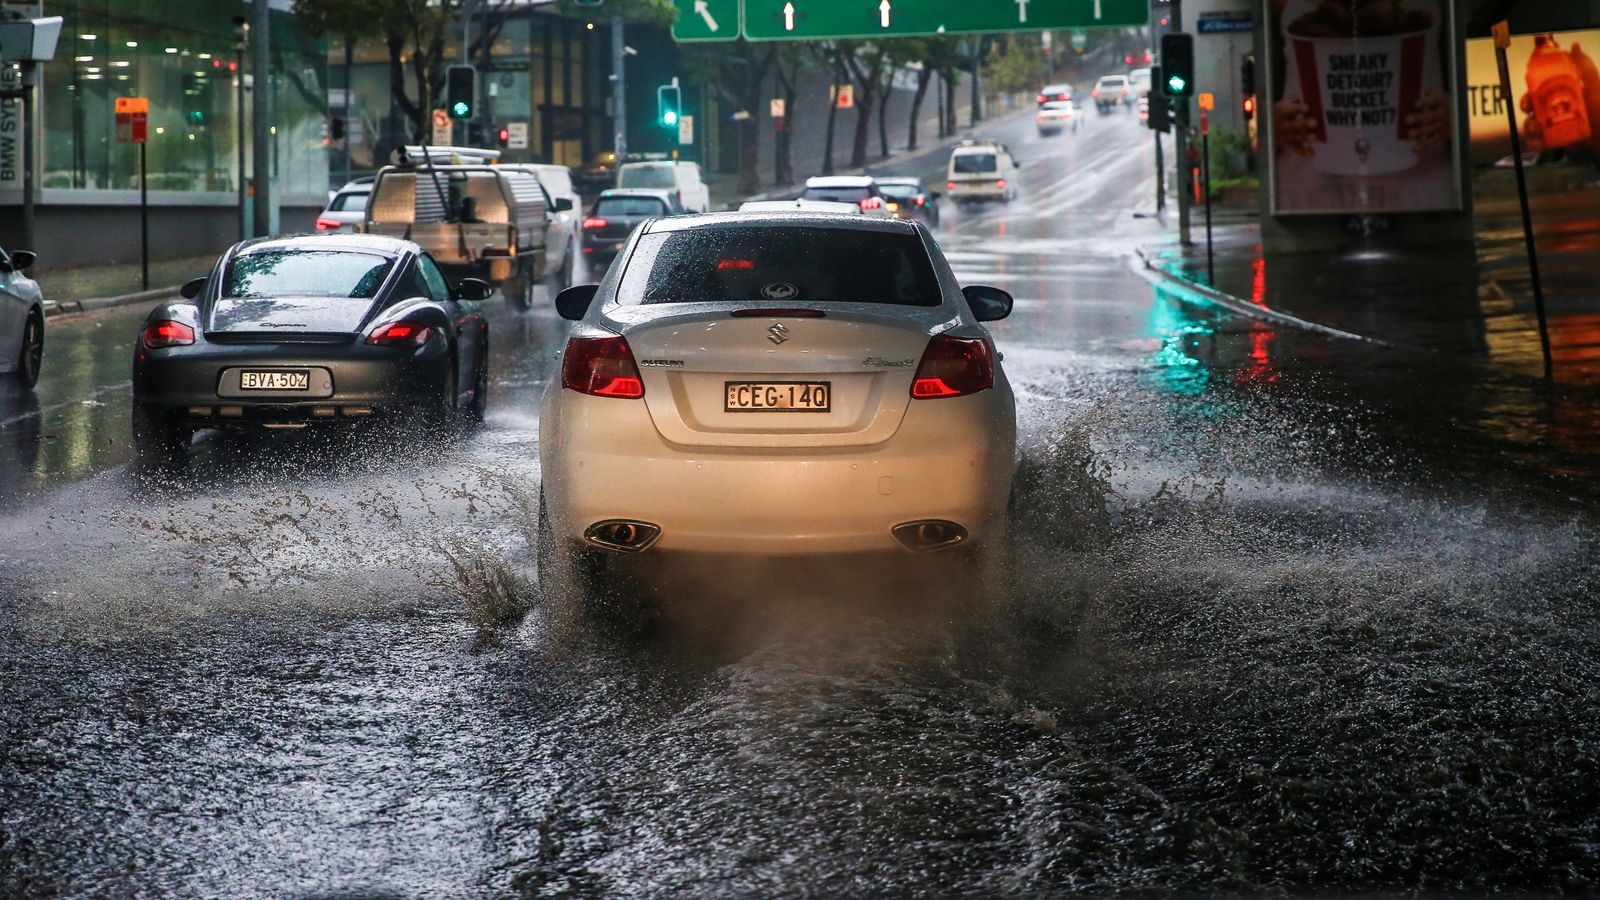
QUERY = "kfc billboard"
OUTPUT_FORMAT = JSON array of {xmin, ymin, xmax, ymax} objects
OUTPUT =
[{"xmin": 1265, "ymin": 0, "xmax": 1462, "ymax": 215}]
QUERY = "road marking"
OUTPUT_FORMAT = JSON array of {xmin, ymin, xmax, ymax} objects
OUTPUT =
[
  {"xmin": 694, "ymin": 0, "xmax": 719, "ymax": 31},
  {"xmin": 783, "ymin": 1, "xmax": 795, "ymax": 30}
]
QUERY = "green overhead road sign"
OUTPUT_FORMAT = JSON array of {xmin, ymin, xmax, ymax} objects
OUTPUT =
[
  {"xmin": 672, "ymin": 0, "xmax": 741, "ymax": 41},
  {"xmin": 740, "ymin": 0, "xmax": 1147, "ymax": 40}
]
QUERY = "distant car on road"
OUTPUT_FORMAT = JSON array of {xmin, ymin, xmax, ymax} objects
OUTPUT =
[
  {"xmin": 539, "ymin": 212, "xmax": 1016, "ymax": 610},
  {"xmin": 616, "ymin": 161, "xmax": 711, "ymax": 213},
  {"xmin": 1035, "ymin": 100, "xmax": 1080, "ymax": 136},
  {"xmin": 515, "ymin": 163, "xmax": 582, "ymax": 290},
  {"xmin": 1128, "ymin": 67, "xmax": 1152, "ymax": 96},
  {"xmin": 872, "ymin": 176, "xmax": 941, "ymax": 226},
  {"xmin": 581, "ymin": 189, "xmax": 683, "ymax": 270},
  {"xmin": 799, "ymin": 175, "xmax": 894, "ymax": 216},
  {"xmin": 945, "ymin": 140, "xmax": 1019, "ymax": 204},
  {"xmin": 0, "ymin": 246, "xmax": 43, "ymax": 390},
  {"xmin": 130, "ymin": 235, "xmax": 492, "ymax": 469},
  {"xmin": 314, "ymin": 177, "xmax": 374, "ymax": 234},
  {"xmin": 1092, "ymin": 74, "xmax": 1130, "ymax": 112},
  {"xmin": 1036, "ymin": 82, "xmax": 1074, "ymax": 105}
]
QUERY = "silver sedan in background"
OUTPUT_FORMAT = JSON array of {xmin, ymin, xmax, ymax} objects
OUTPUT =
[{"xmin": 0, "ymin": 247, "xmax": 44, "ymax": 389}]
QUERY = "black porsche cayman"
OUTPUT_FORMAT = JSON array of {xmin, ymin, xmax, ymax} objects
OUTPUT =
[{"xmin": 131, "ymin": 234, "xmax": 492, "ymax": 465}]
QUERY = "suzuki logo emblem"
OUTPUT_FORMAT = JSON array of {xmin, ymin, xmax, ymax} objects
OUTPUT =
[{"xmin": 767, "ymin": 323, "xmax": 790, "ymax": 345}]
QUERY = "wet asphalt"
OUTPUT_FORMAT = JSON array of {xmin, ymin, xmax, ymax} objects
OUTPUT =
[{"xmin": 2, "ymin": 109, "xmax": 1599, "ymax": 897}]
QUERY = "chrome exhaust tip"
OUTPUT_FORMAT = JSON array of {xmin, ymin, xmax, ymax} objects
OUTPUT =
[
  {"xmin": 892, "ymin": 520, "xmax": 969, "ymax": 553},
  {"xmin": 584, "ymin": 519, "xmax": 662, "ymax": 553}
]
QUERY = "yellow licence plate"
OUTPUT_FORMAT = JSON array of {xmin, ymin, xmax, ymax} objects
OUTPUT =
[{"xmin": 724, "ymin": 381, "xmax": 831, "ymax": 413}]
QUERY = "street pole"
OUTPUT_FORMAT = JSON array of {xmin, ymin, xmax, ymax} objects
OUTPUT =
[
  {"xmin": 139, "ymin": 142, "xmax": 149, "ymax": 290},
  {"xmin": 235, "ymin": 18, "xmax": 247, "ymax": 240},
  {"xmin": 611, "ymin": 15, "xmax": 627, "ymax": 162},
  {"xmin": 1202, "ymin": 109, "xmax": 1213, "ymax": 284},
  {"xmin": 20, "ymin": 64, "xmax": 34, "ymax": 256},
  {"xmin": 458, "ymin": 0, "xmax": 472, "ymax": 146},
  {"xmin": 1154, "ymin": 129, "xmax": 1165, "ymax": 214},
  {"xmin": 250, "ymin": 0, "xmax": 272, "ymax": 238},
  {"xmin": 970, "ymin": 38, "xmax": 982, "ymax": 125},
  {"xmin": 343, "ymin": 38, "xmax": 354, "ymax": 185},
  {"xmin": 1494, "ymin": 22, "xmax": 1553, "ymax": 380},
  {"xmin": 1170, "ymin": 0, "xmax": 1192, "ymax": 246}
]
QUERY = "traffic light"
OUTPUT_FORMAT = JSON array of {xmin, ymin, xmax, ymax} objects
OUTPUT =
[
  {"xmin": 1160, "ymin": 33, "xmax": 1194, "ymax": 97},
  {"xmin": 446, "ymin": 64, "xmax": 476, "ymax": 120},
  {"xmin": 497, "ymin": 126, "xmax": 510, "ymax": 148},
  {"xmin": 1242, "ymin": 96, "xmax": 1256, "ymax": 120},
  {"xmin": 1240, "ymin": 54, "xmax": 1256, "ymax": 97},
  {"xmin": 657, "ymin": 82, "xmax": 682, "ymax": 128}
]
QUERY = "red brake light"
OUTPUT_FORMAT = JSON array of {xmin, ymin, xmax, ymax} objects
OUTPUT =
[
  {"xmin": 860, "ymin": 197, "xmax": 883, "ymax": 211},
  {"xmin": 996, "ymin": 179, "xmax": 1006, "ymax": 189},
  {"xmin": 914, "ymin": 194, "xmax": 926, "ymax": 206},
  {"xmin": 1036, "ymin": 93, "xmax": 1047, "ymax": 103},
  {"xmin": 1092, "ymin": 89, "xmax": 1099, "ymax": 97},
  {"xmin": 1056, "ymin": 93, "xmax": 1068, "ymax": 100},
  {"xmin": 561, "ymin": 334, "xmax": 644, "ymax": 399},
  {"xmin": 911, "ymin": 334, "xmax": 993, "ymax": 399},
  {"xmin": 1036, "ymin": 113, "xmax": 1046, "ymax": 121},
  {"xmin": 142, "ymin": 320, "xmax": 195, "ymax": 348},
  {"xmin": 315, "ymin": 216, "xmax": 341, "ymax": 231},
  {"xmin": 946, "ymin": 180, "xmax": 955, "ymax": 190},
  {"xmin": 365, "ymin": 321, "xmax": 432, "ymax": 348},
  {"xmin": 582, "ymin": 216, "xmax": 607, "ymax": 230},
  {"xmin": 717, "ymin": 258, "xmax": 755, "ymax": 270}
]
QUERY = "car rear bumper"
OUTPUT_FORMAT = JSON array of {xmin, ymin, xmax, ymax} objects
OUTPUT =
[
  {"xmin": 133, "ymin": 343, "xmax": 448, "ymax": 427},
  {"xmin": 947, "ymin": 182, "xmax": 1005, "ymax": 200},
  {"xmin": 540, "ymin": 387, "xmax": 1015, "ymax": 556}
]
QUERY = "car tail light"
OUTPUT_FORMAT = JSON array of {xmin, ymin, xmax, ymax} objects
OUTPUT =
[
  {"xmin": 717, "ymin": 258, "xmax": 755, "ymax": 270},
  {"xmin": 142, "ymin": 320, "xmax": 195, "ymax": 348},
  {"xmin": 1036, "ymin": 113, "xmax": 1046, "ymax": 121},
  {"xmin": 315, "ymin": 216, "xmax": 341, "ymax": 231},
  {"xmin": 914, "ymin": 194, "xmax": 926, "ymax": 207},
  {"xmin": 1092, "ymin": 89, "xmax": 1100, "ymax": 97},
  {"xmin": 1055, "ymin": 93, "xmax": 1069, "ymax": 100},
  {"xmin": 1035, "ymin": 93, "xmax": 1047, "ymax": 103},
  {"xmin": 582, "ymin": 216, "xmax": 607, "ymax": 230},
  {"xmin": 911, "ymin": 334, "xmax": 993, "ymax": 399},
  {"xmin": 365, "ymin": 321, "xmax": 432, "ymax": 348},
  {"xmin": 562, "ymin": 334, "xmax": 644, "ymax": 399},
  {"xmin": 996, "ymin": 179, "xmax": 1006, "ymax": 189},
  {"xmin": 860, "ymin": 197, "xmax": 884, "ymax": 211},
  {"xmin": 946, "ymin": 180, "xmax": 955, "ymax": 190}
]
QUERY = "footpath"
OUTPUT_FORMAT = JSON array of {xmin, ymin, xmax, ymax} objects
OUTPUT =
[{"xmin": 1138, "ymin": 178, "xmax": 1600, "ymax": 388}]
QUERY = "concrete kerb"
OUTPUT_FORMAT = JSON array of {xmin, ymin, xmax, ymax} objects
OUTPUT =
[
  {"xmin": 44, "ymin": 284, "xmax": 179, "ymax": 319},
  {"xmin": 1131, "ymin": 244, "xmax": 1388, "ymax": 346}
]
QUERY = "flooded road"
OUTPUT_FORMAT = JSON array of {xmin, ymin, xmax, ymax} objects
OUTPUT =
[{"xmin": 4, "ymin": 110, "xmax": 1599, "ymax": 896}]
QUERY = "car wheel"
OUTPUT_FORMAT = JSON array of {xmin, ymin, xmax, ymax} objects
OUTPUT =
[
  {"xmin": 131, "ymin": 403, "xmax": 190, "ymax": 474},
  {"xmin": 468, "ymin": 338, "xmax": 488, "ymax": 426},
  {"xmin": 14, "ymin": 309, "xmax": 42, "ymax": 389},
  {"xmin": 535, "ymin": 487, "xmax": 607, "ymax": 614}
]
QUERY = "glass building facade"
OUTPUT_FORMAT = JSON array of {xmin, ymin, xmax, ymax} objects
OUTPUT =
[{"xmin": 27, "ymin": 0, "xmax": 326, "ymax": 202}]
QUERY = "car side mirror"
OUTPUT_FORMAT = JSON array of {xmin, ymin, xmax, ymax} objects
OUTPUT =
[
  {"xmin": 454, "ymin": 277, "xmax": 492, "ymax": 301},
  {"xmin": 9, "ymin": 250, "xmax": 36, "ymax": 270},
  {"xmin": 555, "ymin": 284, "xmax": 600, "ymax": 321},
  {"xmin": 963, "ymin": 285, "xmax": 1013, "ymax": 322},
  {"xmin": 553, "ymin": 197, "xmax": 574, "ymax": 212},
  {"xmin": 179, "ymin": 276, "xmax": 208, "ymax": 299}
]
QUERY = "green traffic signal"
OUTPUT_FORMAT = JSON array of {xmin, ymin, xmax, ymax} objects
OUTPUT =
[
  {"xmin": 452, "ymin": 100, "xmax": 470, "ymax": 118},
  {"xmin": 1167, "ymin": 75, "xmax": 1187, "ymax": 93},
  {"xmin": 1160, "ymin": 33, "xmax": 1194, "ymax": 98},
  {"xmin": 446, "ymin": 64, "xmax": 476, "ymax": 120},
  {"xmin": 657, "ymin": 82, "xmax": 682, "ymax": 131},
  {"xmin": 662, "ymin": 109, "xmax": 679, "ymax": 127}
]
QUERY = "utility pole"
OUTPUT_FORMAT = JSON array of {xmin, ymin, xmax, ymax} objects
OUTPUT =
[
  {"xmin": 458, "ymin": 0, "xmax": 472, "ymax": 146},
  {"xmin": 235, "ymin": 17, "xmax": 247, "ymax": 239},
  {"xmin": 1170, "ymin": 0, "xmax": 1191, "ymax": 246},
  {"xmin": 969, "ymin": 37, "xmax": 983, "ymax": 125},
  {"xmin": 250, "ymin": 0, "xmax": 272, "ymax": 238},
  {"xmin": 611, "ymin": 15, "xmax": 627, "ymax": 162}
]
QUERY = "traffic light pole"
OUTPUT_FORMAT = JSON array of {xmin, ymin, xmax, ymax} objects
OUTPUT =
[
  {"xmin": 612, "ymin": 15, "xmax": 627, "ymax": 162},
  {"xmin": 1170, "ymin": 0, "xmax": 1191, "ymax": 246},
  {"xmin": 250, "ymin": 0, "xmax": 271, "ymax": 238}
]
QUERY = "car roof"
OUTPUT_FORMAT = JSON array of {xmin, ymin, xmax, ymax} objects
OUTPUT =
[
  {"xmin": 805, "ymin": 175, "xmax": 876, "ymax": 187},
  {"xmin": 645, "ymin": 211, "xmax": 919, "ymax": 234},
  {"xmin": 1097, "ymin": 74, "xmax": 1128, "ymax": 82},
  {"xmin": 872, "ymin": 176, "xmax": 921, "ymax": 185},
  {"xmin": 235, "ymin": 233, "xmax": 417, "ymax": 257},
  {"xmin": 1041, "ymin": 82, "xmax": 1073, "ymax": 92}
]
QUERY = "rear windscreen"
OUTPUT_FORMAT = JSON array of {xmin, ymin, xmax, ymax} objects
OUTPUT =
[
  {"xmin": 877, "ymin": 184, "xmax": 918, "ymax": 199},
  {"xmin": 952, "ymin": 154, "xmax": 997, "ymax": 174},
  {"xmin": 618, "ymin": 166, "xmax": 676, "ymax": 189},
  {"xmin": 618, "ymin": 226, "xmax": 941, "ymax": 307},
  {"xmin": 800, "ymin": 186, "xmax": 871, "ymax": 203},
  {"xmin": 224, "ymin": 251, "xmax": 394, "ymax": 299},
  {"xmin": 596, "ymin": 197, "xmax": 668, "ymax": 217}
]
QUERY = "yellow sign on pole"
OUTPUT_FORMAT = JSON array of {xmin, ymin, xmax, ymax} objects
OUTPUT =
[{"xmin": 1198, "ymin": 92, "xmax": 1214, "ymax": 111}]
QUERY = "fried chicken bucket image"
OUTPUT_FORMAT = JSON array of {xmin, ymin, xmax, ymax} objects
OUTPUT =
[{"xmin": 1284, "ymin": 0, "xmax": 1444, "ymax": 175}]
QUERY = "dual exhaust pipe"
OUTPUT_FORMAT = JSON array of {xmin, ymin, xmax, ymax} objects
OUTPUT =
[{"xmin": 584, "ymin": 518, "xmax": 967, "ymax": 554}]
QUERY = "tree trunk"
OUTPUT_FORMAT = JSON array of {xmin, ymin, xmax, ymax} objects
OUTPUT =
[
  {"xmin": 907, "ymin": 67, "xmax": 932, "ymax": 151},
  {"xmin": 387, "ymin": 32, "xmax": 422, "ymax": 142},
  {"xmin": 822, "ymin": 57, "xmax": 842, "ymax": 175},
  {"xmin": 777, "ymin": 82, "xmax": 796, "ymax": 185},
  {"xmin": 944, "ymin": 72, "xmax": 958, "ymax": 136},
  {"xmin": 850, "ymin": 83, "xmax": 872, "ymax": 168},
  {"xmin": 876, "ymin": 71, "xmax": 890, "ymax": 158}
]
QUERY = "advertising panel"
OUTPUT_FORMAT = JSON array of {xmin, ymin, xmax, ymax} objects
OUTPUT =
[
  {"xmin": 1465, "ymin": 29, "xmax": 1600, "ymax": 167},
  {"xmin": 1266, "ymin": 0, "xmax": 1461, "ymax": 215}
]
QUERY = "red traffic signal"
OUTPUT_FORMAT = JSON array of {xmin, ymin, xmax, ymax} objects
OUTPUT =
[
  {"xmin": 1242, "ymin": 96, "xmax": 1256, "ymax": 119},
  {"xmin": 497, "ymin": 127, "xmax": 510, "ymax": 147}
]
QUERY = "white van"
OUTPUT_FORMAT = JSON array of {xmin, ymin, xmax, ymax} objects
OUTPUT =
[
  {"xmin": 945, "ymin": 141, "xmax": 1018, "ymax": 204},
  {"xmin": 616, "ymin": 161, "xmax": 711, "ymax": 213}
]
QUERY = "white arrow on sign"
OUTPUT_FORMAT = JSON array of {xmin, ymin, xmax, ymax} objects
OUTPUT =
[
  {"xmin": 784, "ymin": 1, "xmax": 795, "ymax": 30},
  {"xmin": 694, "ymin": 0, "xmax": 719, "ymax": 31},
  {"xmin": 1016, "ymin": 0, "xmax": 1028, "ymax": 23},
  {"xmin": 879, "ymin": 0, "xmax": 891, "ymax": 28},
  {"xmin": 1094, "ymin": 0, "xmax": 1103, "ymax": 19}
]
